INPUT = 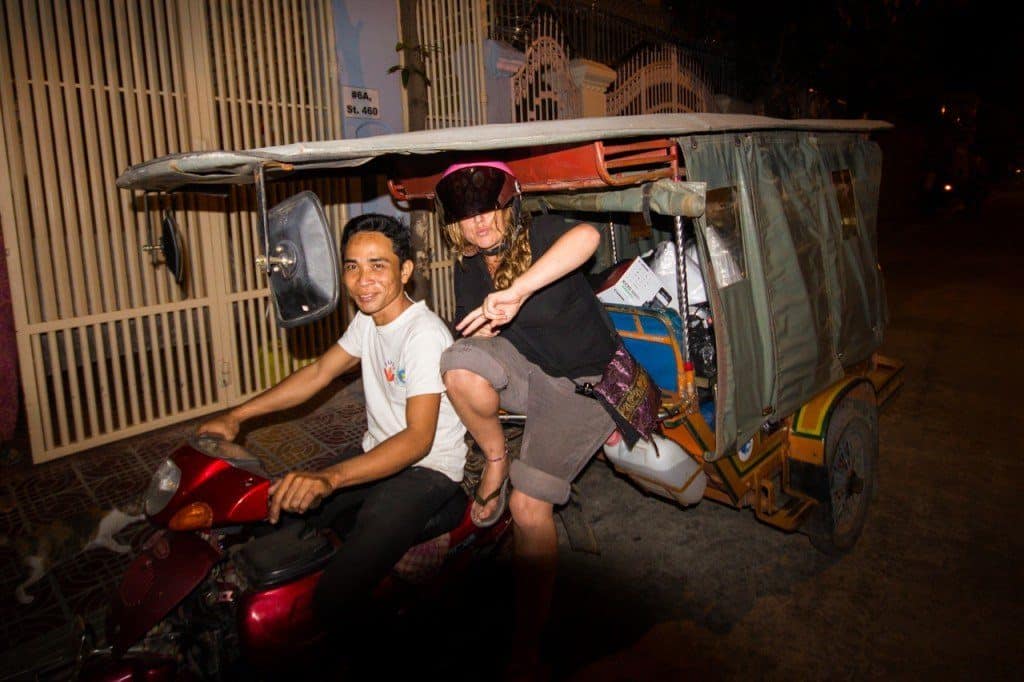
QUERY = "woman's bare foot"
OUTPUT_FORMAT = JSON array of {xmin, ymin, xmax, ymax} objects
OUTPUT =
[{"xmin": 471, "ymin": 447, "xmax": 510, "ymax": 526}]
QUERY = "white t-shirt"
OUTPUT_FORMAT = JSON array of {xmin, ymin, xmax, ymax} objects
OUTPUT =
[{"xmin": 338, "ymin": 299, "xmax": 466, "ymax": 482}]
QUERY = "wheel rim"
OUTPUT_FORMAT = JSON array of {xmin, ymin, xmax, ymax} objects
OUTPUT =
[{"xmin": 830, "ymin": 423, "xmax": 867, "ymax": 535}]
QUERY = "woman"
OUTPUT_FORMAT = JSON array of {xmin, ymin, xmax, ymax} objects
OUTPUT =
[{"xmin": 435, "ymin": 161, "xmax": 617, "ymax": 669}]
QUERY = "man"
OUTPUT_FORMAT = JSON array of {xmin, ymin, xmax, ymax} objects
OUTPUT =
[{"xmin": 198, "ymin": 213, "xmax": 466, "ymax": 627}]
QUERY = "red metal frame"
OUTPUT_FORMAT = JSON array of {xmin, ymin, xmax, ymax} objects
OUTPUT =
[{"xmin": 387, "ymin": 138, "xmax": 679, "ymax": 202}]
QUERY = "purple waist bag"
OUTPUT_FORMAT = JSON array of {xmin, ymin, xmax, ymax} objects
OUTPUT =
[{"xmin": 575, "ymin": 341, "xmax": 661, "ymax": 449}]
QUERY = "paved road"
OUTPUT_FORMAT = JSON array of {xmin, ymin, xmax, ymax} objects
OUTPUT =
[
  {"xmin": 106, "ymin": 187, "xmax": 1014, "ymax": 682},
  {"xmin": 373, "ymin": 187, "xmax": 1022, "ymax": 681},
  {"xmin": 534, "ymin": 185, "xmax": 1023, "ymax": 679}
]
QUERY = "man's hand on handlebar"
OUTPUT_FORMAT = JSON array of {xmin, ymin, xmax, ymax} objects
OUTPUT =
[
  {"xmin": 268, "ymin": 471, "xmax": 334, "ymax": 523},
  {"xmin": 197, "ymin": 413, "xmax": 242, "ymax": 442}
]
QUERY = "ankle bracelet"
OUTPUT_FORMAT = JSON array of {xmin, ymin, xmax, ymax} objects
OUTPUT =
[{"xmin": 484, "ymin": 446, "xmax": 509, "ymax": 462}]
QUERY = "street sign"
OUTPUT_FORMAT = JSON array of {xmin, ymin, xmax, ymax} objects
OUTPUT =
[{"xmin": 342, "ymin": 86, "xmax": 381, "ymax": 119}]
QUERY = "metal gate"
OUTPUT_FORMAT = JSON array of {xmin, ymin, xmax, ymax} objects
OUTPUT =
[
  {"xmin": 511, "ymin": 14, "xmax": 580, "ymax": 123},
  {"xmin": 606, "ymin": 44, "xmax": 712, "ymax": 116},
  {"xmin": 0, "ymin": 0, "xmax": 346, "ymax": 462}
]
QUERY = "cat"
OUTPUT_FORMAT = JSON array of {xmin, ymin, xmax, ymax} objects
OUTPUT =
[{"xmin": 1, "ymin": 499, "xmax": 144, "ymax": 604}]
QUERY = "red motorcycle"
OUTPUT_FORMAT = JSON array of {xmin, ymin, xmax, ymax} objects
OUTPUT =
[{"xmin": 80, "ymin": 436, "xmax": 510, "ymax": 680}]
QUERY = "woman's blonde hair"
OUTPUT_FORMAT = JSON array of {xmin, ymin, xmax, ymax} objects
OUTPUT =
[{"xmin": 443, "ymin": 207, "xmax": 532, "ymax": 291}]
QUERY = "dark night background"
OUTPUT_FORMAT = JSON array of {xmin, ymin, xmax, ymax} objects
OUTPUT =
[{"xmin": 663, "ymin": 0, "xmax": 1023, "ymax": 216}]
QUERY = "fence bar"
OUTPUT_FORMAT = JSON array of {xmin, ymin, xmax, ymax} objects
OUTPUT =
[
  {"xmin": 53, "ymin": 0, "xmax": 103, "ymax": 317},
  {"xmin": 40, "ymin": 0, "xmax": 87, "ymax": 318},
  {"xmin": 78, "ymin": 324, "xmax": 101, "ymax": 438},
  {"xmin": 91, "ymin": 323, "xmax": 113, "ymax": 433},
  {"xmin": 60, "ymin": 324, "xmax": 85, "ymax": 441},
  {"xmin": 123, "ymin": 318, "xmax": 146, "ymax": 425},
  {"xmin": 69, "ymin": 1, "xmax": 118, "ymax": 313},
  {"xmin": 196, "ymin": 306, "xmax": 214, "ymax": 405},
  {"xmin": 30, "ymin": 335, "xmax": 54, "ymax": 451},
  {"xmin": 16, "ymin": 0, "xmax": 63, "ymax": 321}
]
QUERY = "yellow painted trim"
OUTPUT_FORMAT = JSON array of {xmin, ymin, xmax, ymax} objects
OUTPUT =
[
  {"xmin": 792, "ymin": 376, "xmax": 863, "ymax": 439},
  {"xmin": 788, "ymin": 433, "xmax": 825, "ymax": 465}
]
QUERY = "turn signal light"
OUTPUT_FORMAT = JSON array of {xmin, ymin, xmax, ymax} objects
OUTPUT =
[{"xmin": 168, "ymin": 502, "xmax": 214, "ymax": 531}]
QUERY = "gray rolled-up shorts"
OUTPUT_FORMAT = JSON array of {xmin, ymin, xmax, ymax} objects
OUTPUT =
[{"xmin": 440, "ymin": 336, "xmax": 615, "ymax": 506}]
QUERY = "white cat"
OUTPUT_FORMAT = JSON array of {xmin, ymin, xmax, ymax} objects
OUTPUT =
[{"xmin": 2, "ymin": 504, "xmax": 144, "ymax": 604}]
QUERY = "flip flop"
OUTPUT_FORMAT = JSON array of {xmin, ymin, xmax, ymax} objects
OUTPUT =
[{"xmin": 472, "ymin": 476, "xmax": 510, "ymax": 528}]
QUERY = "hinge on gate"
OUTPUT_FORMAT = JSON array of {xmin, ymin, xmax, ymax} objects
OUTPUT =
[{"xmin": 220, "ymin": 361, "xmax": 231, "ymax": 387}]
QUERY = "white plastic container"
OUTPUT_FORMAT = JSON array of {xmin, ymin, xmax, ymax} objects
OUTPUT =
[{"xmin": 603, "ymin": 432, "xmax": 707, "ymax": 505}]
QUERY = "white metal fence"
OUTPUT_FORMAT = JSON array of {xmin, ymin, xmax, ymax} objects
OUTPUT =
[
  {"xmin": 507, "ymin": 10, "xmax": 580, "ymax": 122},
  {"xmin": 0, "ymin": 0, "xmax": 346, "ymax": 462},
  {"xmin": 416, "ymin": 0, "xmax": 490, "ymax": 130},
  {"xmin": 512, "ymin": 35, "xmax": 580, "ymax": 122},
  {"xmin": 490, "ymin": 0, "xmax": 738, "ymax": 98},
  {"xmin": 607, "ymin": 44, "xmax": 713, "ymax": 116}
]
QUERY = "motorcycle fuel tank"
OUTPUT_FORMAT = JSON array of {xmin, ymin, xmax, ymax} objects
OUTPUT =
[
  {"xmin": 150, "ymin": 443, "xmax": 270, "ymax": 528},
  {"xmin": 109, "ymin": 530, "xmax": 221, "ymax": 654}
]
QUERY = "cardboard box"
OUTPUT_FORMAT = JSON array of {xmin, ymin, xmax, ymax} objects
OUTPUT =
[{"xmin": 596, "ymin": 257, "xmax": 672, "ymax": 308}]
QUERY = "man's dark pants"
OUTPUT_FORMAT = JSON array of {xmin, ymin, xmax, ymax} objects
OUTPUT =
[{"xmin": 302, "ymin": 448, "xmax": 460, "ymax": 630}]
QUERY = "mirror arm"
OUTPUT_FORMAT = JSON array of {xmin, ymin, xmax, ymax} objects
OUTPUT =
[
  {"xmin": 142, "ymin": 191, "xmax": 158, "ymax": 265},
  {"xmin": 254, "ymin": 164, "xmax": 271, "ymax": 269},
  {"xmin": 252, "ymin": 164, "xmax": 299, "ymax": 277}
]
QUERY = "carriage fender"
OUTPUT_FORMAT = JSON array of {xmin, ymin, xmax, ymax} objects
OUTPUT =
[
  {"xmin": 785, "ymin": 377, "xmax": 875, "ymax": 503},
  {"xmin": 787, "ymin": 376, "xmax": 876, "ymax": 467}
]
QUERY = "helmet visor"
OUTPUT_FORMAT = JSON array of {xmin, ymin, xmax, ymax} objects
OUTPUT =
[{"xmin": 435, "ymin": 166, "xmax": 518, "ymax": 223}]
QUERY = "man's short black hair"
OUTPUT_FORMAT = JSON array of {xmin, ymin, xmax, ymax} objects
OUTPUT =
[{"xmin": 341, "ymin": 213, "xmax": 412, "ymax": 264}]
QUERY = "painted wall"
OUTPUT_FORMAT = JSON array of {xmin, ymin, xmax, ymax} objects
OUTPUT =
[
  {"xmin": 484, "ymin": 40, "xmax": 523, "ymax": 125},
  {"xmin": 333, "ymin": 0, "xmax": 405, "ymax": 216}
]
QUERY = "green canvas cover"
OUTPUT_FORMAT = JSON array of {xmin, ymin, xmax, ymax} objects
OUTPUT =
[
  {"xmin": 680, "ymin": 131, "xmax": 885, "ymax": 459},
  {"xmin": 525, "ymin": 179, "xmax": 706, "ymax": 217}
]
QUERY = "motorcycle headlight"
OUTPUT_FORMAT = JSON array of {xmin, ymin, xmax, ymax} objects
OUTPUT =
[{"xmin": 144, "ymin": 458, "xmax": 181, "ymax": 516}]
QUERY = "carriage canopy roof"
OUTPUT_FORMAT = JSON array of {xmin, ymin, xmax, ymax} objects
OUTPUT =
[
  {"xmin": 116, "ymin": 113, "xmax": 892, "ymax": 460},
  {"xmin": 116, "ymin": 113, "xmax": 891, "ymax": 193}
]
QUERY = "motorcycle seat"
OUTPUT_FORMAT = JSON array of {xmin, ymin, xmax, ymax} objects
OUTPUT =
[
  {"xmin": 235, "ymin": 523, "xmax": 336, "ymax": 589},
  {"xmin": 235, "ymin": 490, "xmax": 468, "ymax": 590}
]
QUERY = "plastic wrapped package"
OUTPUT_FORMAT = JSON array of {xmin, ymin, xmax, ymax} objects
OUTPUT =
[{"xmin": 642, "ymin": 241, "xmax": 708, "ymax": 312}]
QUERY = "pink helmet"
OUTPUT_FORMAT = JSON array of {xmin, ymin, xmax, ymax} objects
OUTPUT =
[{"xmin": 435, "ymin": 161, "xmax": 520, "ymax": 223}]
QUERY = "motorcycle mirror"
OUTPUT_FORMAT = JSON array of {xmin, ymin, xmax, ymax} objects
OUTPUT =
[
  {"xmin": 259, "ymin": 191, "xmax": 340, "ymax": 328},
  {"xmin": 142, "ymin": 209, "xmax": 186, "ymax": 285}
]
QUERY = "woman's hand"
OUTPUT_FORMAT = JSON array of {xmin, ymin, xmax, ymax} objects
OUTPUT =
[
  {"xmin": 467, "ymin": 321, "xmax": 499, "ymax": 338},
  {"xmin": 456, "ymin": 284, "xmax": 528, "ymax": 336}
]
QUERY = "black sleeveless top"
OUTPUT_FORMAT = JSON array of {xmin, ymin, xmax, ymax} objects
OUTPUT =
[{"xmin": 453, "ymin": 214, "xmax": 616, "ymax": 379}]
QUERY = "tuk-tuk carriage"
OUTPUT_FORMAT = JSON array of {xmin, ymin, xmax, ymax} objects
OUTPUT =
[{"xmin": 117, "ymin": 113, "xmax": 904, "ymax": 554}]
